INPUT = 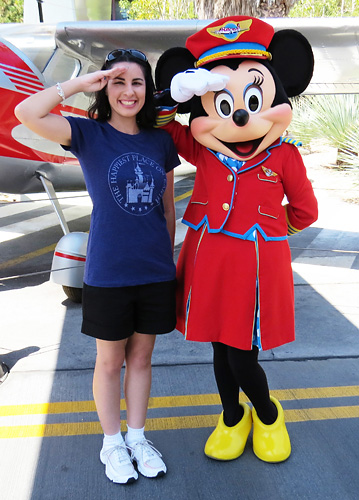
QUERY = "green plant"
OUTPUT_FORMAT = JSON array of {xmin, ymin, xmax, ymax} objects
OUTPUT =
[
  {"xmin": 119, "ymin": 0, "xmax": 196, "ymax": 20},
  {"xmin": 337, "ymin": 127, "xmax": 359, "ymax": 170},
  {"xmin": 289, "ymin": 0, "xmax": 359, "ymax": 17},
  {"xmin": 288, "ymin": 94, "xmax": 359, "ymax": 172},
  {"xmin": 0, "ymin": 0, "xmax": 23, "ymax": 23}
]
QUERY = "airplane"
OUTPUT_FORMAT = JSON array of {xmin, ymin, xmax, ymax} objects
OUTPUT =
[{"xmin": 1, "ymin": 17, "xmax": 359, "ymax": 301}]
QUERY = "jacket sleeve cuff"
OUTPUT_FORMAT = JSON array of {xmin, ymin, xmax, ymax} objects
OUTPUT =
[
  {"xmin": 155, "ymin": 106, "xmax": 178, "ymax": 128},
  {"xmin": 285, "ymin": 206, "xmax": 302, "ymax": 236}
]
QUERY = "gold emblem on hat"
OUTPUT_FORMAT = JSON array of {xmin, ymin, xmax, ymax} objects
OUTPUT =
[{"xmin": 207, "ymin": 19, "xmax": 252, "ymax": 41}]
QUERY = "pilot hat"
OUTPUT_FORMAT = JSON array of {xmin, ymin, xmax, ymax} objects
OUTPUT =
[{"xmin": 186, "ymin": 16, "xmax": 275, "ymax": 68}]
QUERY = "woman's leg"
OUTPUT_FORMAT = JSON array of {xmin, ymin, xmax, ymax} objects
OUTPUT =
[
  {"xmin": 94, "ymin": 338, "xmax": 139, "ymax": 484},
  {"xmin": 93, "ymin": 338, "xmax": 127, "ymax": 435},
  {"xmin": 93, "ymin": 334, "xmax": 156, "ymax": 433},
  {"xmin": 123, "ymin": 332, "xmax": 156, "ymax": 428},
  {"xmin": 123, "ymin": 333, "xmax": 166, "ymax": 478}
]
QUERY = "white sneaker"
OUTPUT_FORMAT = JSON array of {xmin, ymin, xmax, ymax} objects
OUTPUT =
[
  {"xmin": 127, "ymin": 438, "xmax": 167, "ymax": 478},
  {"xmin": 100, "ymin": 444, "xmax": 138, "ymax": 484}
]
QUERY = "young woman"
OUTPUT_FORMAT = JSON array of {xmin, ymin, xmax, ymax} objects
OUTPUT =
[{"xmin": 15, "ymin": 49, "xmax": 180, "ymax": 484}]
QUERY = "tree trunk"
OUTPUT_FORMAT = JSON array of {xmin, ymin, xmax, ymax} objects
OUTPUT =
[{"xmin": 195, "ymin": 0, "xmax": 299, "ymax": 19}]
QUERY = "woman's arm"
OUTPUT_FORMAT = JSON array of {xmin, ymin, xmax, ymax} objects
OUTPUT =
[
  {"xmin": 14, "ymin": 66, "xmax": 127, "ymax": 146},
  {"xmin": 163, "ymin": 170, "xmax": 176, "ymax": 252}
]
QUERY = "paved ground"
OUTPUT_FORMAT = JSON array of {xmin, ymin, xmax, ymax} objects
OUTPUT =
[{"xmin": 0, "ymin": 155, "xmax": 358, "ymax": 500}]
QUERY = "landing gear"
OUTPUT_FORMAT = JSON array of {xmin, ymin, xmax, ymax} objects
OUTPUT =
[
  {"xmin": 63, "ymin": 285, "xmax": 83, "ymax": 303},
  {"xmin": 0, "ymin": 362, "xmax": 10, "ymax": 384},
  {"xmin": 36, "ymin": 172, "xmax": 87, "ymax": 303}
]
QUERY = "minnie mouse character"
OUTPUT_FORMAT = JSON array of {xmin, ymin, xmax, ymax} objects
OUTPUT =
[{"xmin": 155, "ymin": 16, "xmax": 318, "ymax": 462}]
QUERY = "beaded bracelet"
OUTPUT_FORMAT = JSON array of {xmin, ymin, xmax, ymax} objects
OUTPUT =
[{"xmin": 56, "ymin": 82, "xmax": 66, "ymax": 101}]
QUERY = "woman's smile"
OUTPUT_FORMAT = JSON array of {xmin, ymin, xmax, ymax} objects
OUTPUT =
[{"xmin": 119, "ymin": 99, "xmax": 137, "ymax": 107}]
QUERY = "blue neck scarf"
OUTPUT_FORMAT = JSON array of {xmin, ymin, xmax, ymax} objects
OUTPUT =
[{"xmin": 215, "ymin": 152, "xmax": 245, "ymax": 172}]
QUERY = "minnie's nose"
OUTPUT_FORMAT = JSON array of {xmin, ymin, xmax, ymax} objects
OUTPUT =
[{"xmin": 233, "ymin": 109, "xmax": 249, "ymax": 127}]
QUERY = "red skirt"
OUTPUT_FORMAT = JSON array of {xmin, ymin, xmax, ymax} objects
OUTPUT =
[{"xmin": 176, "ymin": 226, "xmax": 295, "ymax": 351}]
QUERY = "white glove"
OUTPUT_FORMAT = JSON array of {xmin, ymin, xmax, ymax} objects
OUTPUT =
[{"xmin": 170, "ymin": 68, "xmax": 230, "ymax": 103}]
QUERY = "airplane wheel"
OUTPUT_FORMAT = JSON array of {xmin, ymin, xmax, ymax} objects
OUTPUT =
[
  {"xmin": 63, "ymin": 286, "xmax": 83, "ymax": 303},
  {"xmin": 0, "ymin": 362, "xmax": 10, "ymax": 383}
]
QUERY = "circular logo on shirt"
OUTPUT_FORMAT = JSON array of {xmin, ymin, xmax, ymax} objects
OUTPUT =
[{"xmin": 108, "ymin": 152, "xmax": 167, "ymax": 216}]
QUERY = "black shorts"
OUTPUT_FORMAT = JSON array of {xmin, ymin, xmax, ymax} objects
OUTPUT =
[{"xmin": 81, "ymin": 280, "xmax": 176, "ymax": 341}]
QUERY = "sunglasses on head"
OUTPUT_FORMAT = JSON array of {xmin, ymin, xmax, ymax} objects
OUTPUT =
[{"xmin": 105, "ymin": 49, "xmax": 148, "ymax": 65}]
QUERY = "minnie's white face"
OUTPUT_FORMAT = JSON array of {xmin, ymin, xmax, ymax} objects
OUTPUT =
[{"xmin": 190, "ymin": 60, "xmax": 292, "ymax": 161}]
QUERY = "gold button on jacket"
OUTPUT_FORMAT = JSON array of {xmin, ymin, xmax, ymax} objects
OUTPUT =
[{"xmin": 222, "ymin": 203, "xmax": 230, "ymax": 211}]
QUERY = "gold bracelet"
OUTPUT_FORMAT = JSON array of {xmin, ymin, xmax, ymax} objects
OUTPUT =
[{"xmin": 56, "ymin": 82, "xmax": 66, "ymax": 101}]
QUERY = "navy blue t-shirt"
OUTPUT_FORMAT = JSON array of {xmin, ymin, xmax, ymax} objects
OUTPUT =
[{"xmin": 63, "ymin": 117, "xmax": 180, "ymax": 287}]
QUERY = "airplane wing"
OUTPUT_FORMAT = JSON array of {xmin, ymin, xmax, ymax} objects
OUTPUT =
[
  {"xmin": 1, "ymin": 17, "xmax": 359, "ymax": 196},
  {"xmin": 54, "ymin": 17, "xmax": 359, "ymax": 95}
]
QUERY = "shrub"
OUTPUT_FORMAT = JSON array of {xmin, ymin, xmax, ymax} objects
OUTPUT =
[{"xmin": 288, "ymin": 94, "xmax": 359, "ymax": 172}]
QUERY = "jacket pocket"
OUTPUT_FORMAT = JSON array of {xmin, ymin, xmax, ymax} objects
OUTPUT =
[
  {"xmin": 190, "ymin": 200, "xmax": 208, "ymax": 205},
  {"xmin": 258, "ymin": 205, "xmax": 279, "ymax": 219}
]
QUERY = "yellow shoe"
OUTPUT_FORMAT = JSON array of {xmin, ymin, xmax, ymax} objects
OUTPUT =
[
  {"xmin": 204, "ymin": 403, "xmax": 252, "ymax": 461},
  {"xmin": 252, "ymin": 396, "xmax": 291, "ymax": 463}
]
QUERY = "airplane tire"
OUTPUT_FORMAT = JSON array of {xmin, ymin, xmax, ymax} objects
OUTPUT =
[
  {"xmin": 0, "ymin": 362, "xmax": 10, "ymax": 383},
  {"xmin": 63, "ymin": 286, "xmax": 83, "ymax": 303}
]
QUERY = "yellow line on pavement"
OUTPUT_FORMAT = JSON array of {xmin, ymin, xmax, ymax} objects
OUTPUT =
[
  {"xmin": 1, "ymin": 406, "xmax": 359, "ymax": 439},
  {"xmin": 146, "ymin": 406, "xmax": 359, "ymax": 430},
  {"xmin": 1, "ymin": 421, "xmax": 102, "ymax": 439},
  {"xmin": 1, "ymin": 386, "xmax": 359, "ymax": 417},
  {"xmin": 174, "ymin": 189, "xmax": 193, "ymax": 203},
  {"xmin": 285, "ymin": 405, "xmax": 359, "ymax": 423},
  {"xmin": 0, "ymin": 400, "xmax": 97, "ymax": 417},
  {"xmin": 150, "ymin": 386, "xmax": 359, "ymax": 407},
  {"xmin": 0, "ymin": 243, "xmax": 56, "ymax": 270},
  {"xmin": 271, "ymin": 385, "xmax": 359, "ymax": 401}
]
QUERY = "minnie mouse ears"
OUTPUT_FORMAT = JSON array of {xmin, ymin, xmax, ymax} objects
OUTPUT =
[
  {"xmin": 155, "ymin": 47, "xmax": 196, "ymax": 113},
  {"xmin": 268, "ymin": 29, "xmax": 314, "ymax": 97}
]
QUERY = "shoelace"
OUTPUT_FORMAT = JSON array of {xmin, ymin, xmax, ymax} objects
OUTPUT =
[
  {"xmin": 130, "ymin": 439, "xmax": 162, "ymax": 461},
  {"xmin": 106, "ymin": 444, "xmax": 133, "ymax": 465}
]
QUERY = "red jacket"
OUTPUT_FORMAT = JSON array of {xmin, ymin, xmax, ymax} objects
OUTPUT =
[
  {"xmin": 165, "ymin": 120, "xmax": 318, "ymax": 240},
  {"xmin": 163, "ymin": 119, "xmax": 318, "ymax": 350}
]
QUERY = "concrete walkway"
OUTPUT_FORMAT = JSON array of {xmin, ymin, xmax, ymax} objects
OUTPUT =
[{"xmin": 0, "ymin": 155, "xmax": 358, "ymax": 500}]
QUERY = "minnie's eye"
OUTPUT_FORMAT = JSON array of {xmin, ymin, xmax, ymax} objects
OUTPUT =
[
  {"xmin": 214, "ymin": 91, "xmax": 234, "ymax": 118},
  {"xmin": 244, "ymin": 86, "xmax": 263, "ymax": 114}
]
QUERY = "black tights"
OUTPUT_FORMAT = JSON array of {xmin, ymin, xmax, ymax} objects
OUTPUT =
[{"xmin": 212, "ymin": 342, "xmax": 277, "ymax": 426}]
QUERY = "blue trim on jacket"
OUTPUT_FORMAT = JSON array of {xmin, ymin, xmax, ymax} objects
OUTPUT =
[{"xmin": 181, "ymin": 138, "xmax": 288, "ymax": 241}]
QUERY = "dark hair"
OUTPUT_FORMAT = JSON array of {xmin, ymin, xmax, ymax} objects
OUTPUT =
[{"xmin": 87, "ymin": 51, "xmax": 156, "ymax": 128}]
